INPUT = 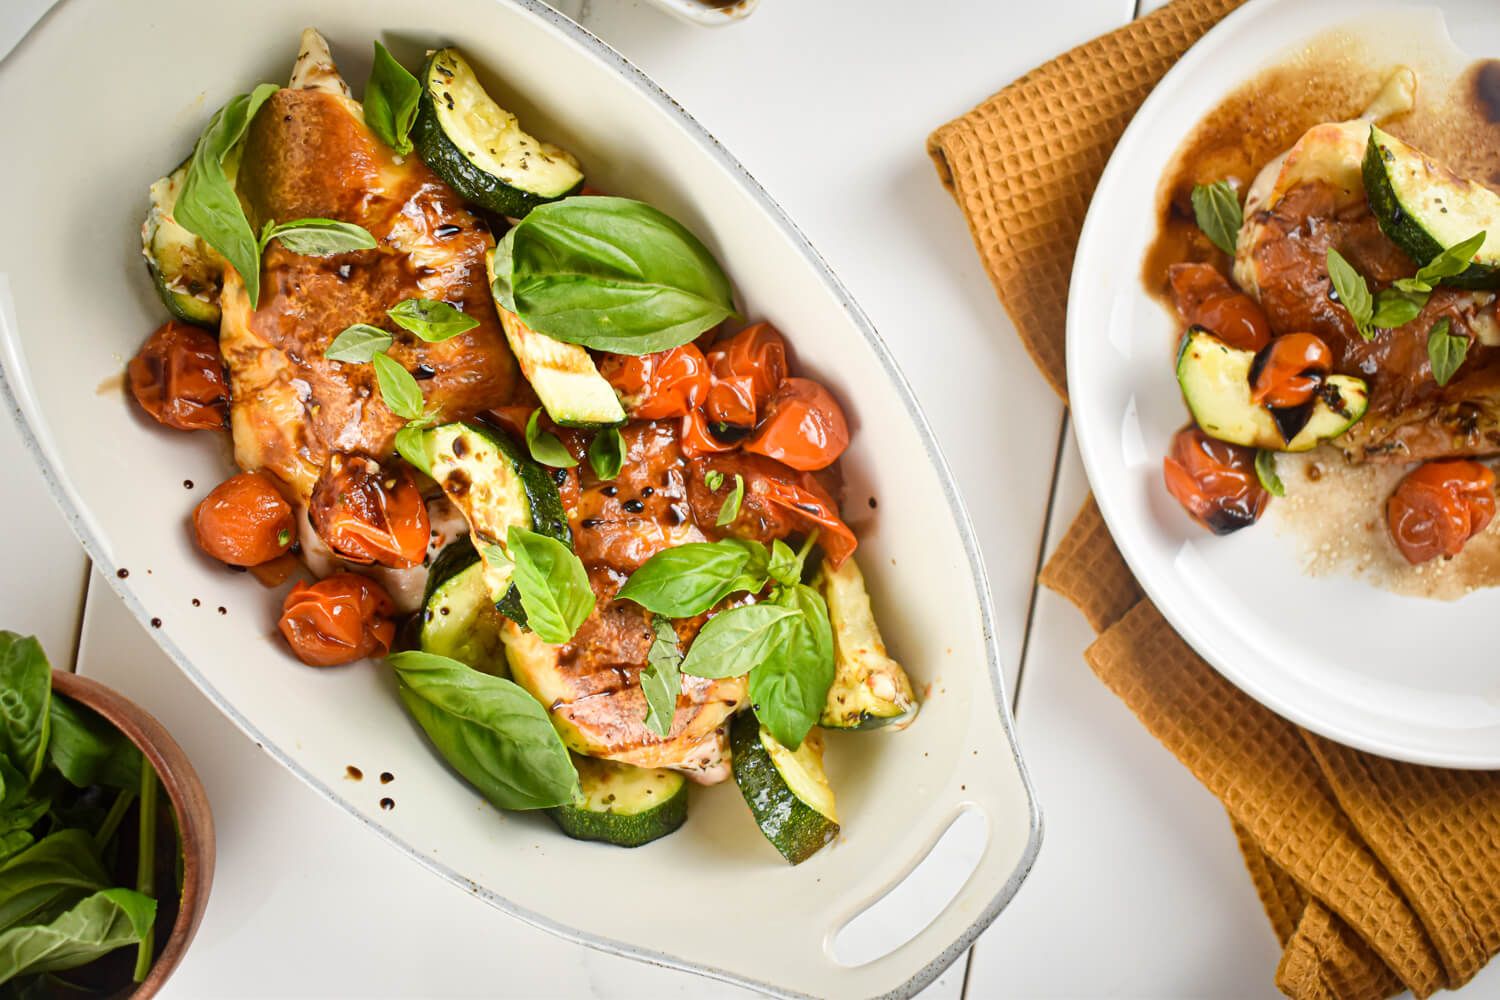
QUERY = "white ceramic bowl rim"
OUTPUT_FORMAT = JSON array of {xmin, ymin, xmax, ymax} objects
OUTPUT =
[{"xmin": 0, "ymin": 1, "xmax": 1040, "ymax": 996}]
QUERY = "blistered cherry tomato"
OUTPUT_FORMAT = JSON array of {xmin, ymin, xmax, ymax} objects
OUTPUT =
[
  {"xmin": 687, "ymin": 453, "xmax": 857, "ymax": 566},
  {"xmin": 1386, "ymin": 460, "xmax": 1496, "ymax": 565},
  {"xmin": 193, "ymin": 471, "xmax": 295, "ymax": 566},
  {"xmin": 704, "ymin": 323, "xmax": 788, "ymax": 427},
  {"xmin": 309, "ymin": 454, "xmax": 431, "ymax": 568},
  {"xmin": 128, "ymin": 320, "xmax": 228, "ymax": 431},
  {"xmin": 743, "ymin": 377, "xmax": 850, "ymax": 471},
  {"xmin": 679, "ymin": 409, "xmax": 738, "ymax": 459},
  {"xmin": 1168, "ymin": 262, "xmax": 1272, "ymax": 352},
  {"xmin": 278, "ymin": 573, "xmax": 396, "ymax": 667},
  {"xmin": 599, "ymin": 345, "xmax": 710, "ymax": 420},
  {"xmin": 1162, "ymin": 427, "xmax": 1269, "ymax": 535},
  {"xmin": 1249, "ymin": 333, "xmax": 1332, "ymax": 409}
]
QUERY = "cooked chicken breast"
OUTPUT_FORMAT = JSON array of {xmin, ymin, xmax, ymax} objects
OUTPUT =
[{"xmin": 220, "ymin": 30, "xmax": 518, "ymax": 501}]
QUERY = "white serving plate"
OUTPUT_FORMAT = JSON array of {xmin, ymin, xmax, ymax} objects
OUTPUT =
[
  {"xmin": 0, "ymin": 1, "xmax": 1038, "ymax": 995},
  {"xmin": 1069, "ymin": 0, "xmax": 1500, "ymax": 768}
]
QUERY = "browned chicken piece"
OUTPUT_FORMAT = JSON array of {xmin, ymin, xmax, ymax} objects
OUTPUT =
[{"xmin": 219, "ymin": 30, "xmax": 518, "ymax": 501}]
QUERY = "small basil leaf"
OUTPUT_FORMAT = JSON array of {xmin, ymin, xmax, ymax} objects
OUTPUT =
[
  {"xmin": 490, "ymin": 230, "xmax": 518, "ymax": 313},
  {"xmin": 704, "ymin": 469, "xmax": 724, "ymax": 492},
  {"xmin": 45, "ymin": 699, "xmax": 141, "ymax": 791},
  {"xmin": 721, "ymin": 537, "xmax": 772, "ymax": 597},
  {"xmin": 1392, "ymin": 275, "xmax": 1433, "ymax": 295},
  {"xmin": 389, "ymin": 651, "xmax": 580, "ymax": 810},
  {"xmin": 679, "ymin": 604, "xmax": 799, "ymax": 680},
  {"xmin": 480, "ymin": 541, "xmax": 513, "ymax": 573},
  {"xmin": 1370, "ymin": 288, "xmax": 1426, "ymax": 330},
  {"xmin": 524, "ymin": 409, "xmax": 578, "ymax": 469},
  {"xmin": 1254, "ymin": 450, "xmax": 1285, "ymax": 498},
  {"xmin": 615, "ymin": 541, "xmax": 751, "ymax": 617},
  {"xmin": 1326, "ymin": 248, "xmax": 1373, "ymax": 340},
  {"xmin": 716, "ymin": 473, "xmax": 744, "ymax": 527},
  {"xmin": 641, "ymin": 618, "xmax": 683, "ymax": 739},
  {"xmin": 1190, "ymin": 181, "xmax": 1242, "ymax": 256},
  {"xmin": 0, "ymin": 832, "xmax": 31, "ymax": 865},
  {"xmin": 174, "ymin": 84, "xmax": 280, "ymax": 308},
  {"xmin": 749, "ymin": 584, "xmax": 834, "ymax": 750},
  {"xmin": 587, "ymin": 427, "xmax": 627, "ymax": 481},
  {"xmin": 767, "ymin": 540, "xmax": 800, "ymax": 587},
  {"xmin": 0, "ymin": 887, "xmax": 156, "ymax": 983},
  {"xmin": 508, "ymin": 196, "xmax": 736, "ymax": 355},
  {"xmin": 1415, "ymin": 231, "xmax": 1487, "ymax": 286},
  {"xmin": 0, "ymin": 632, "xmax": 50, "ymax": 784},
  {"xmin": 506, "ymin": 526, "xmax": 595, "ymax": 644},
  {"xmin": 325, "ymin": 324, "xmax": 393, "ymax": 363},
  {"xmin": 388, "ymin": 298, "xmax": 480, "ymax": 342},
  {"xmin": 394, "ymin": 418, "xmax": 434, "ymax": 476},
  {"xmin": 363, "ymin": 42, "xmax": 421, "ymax": 155},
  {"xmin": 261, "ymin": 218, "xmax": 376, "ymax": 256},
  {"xmin": 372, "ymin": 352, "xmax": 425, "ymax": 420},
  {"xmin": 0, "ymin": 830, "xmax": 110, "ymax": 935},
  {"xmin": 1428, "ymin": 317, "xmax": 1469, "ymax": 387}
]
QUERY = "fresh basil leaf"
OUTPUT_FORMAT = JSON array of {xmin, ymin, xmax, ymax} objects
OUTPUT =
[
  {"xmin": 0, "ymin": 887, "xmax": 156, "ymax": 982},
  {"xmin": 749, "ymin": 584, "xmax": 834, "ymax": 750},
  {"xmin": 1428, "ymin": 317, "xmax": 1469, "ymax": 387},
  {"xmin": 1326, "ymin": 248, "xmax": 1374, "ymax": 340},
  {"xmin": 372, "ymin": 352, "xmax": 425, "ymax": 420},
  {"xmin": 261, "ymin": 218, "xmax": 376, "ymax": 256},
  {"xmin": 1254, "ymin": 450, "xmax": 1285, "ymax": 498},
  {"xmin": 388, "ymin": 651, "xmax": 579, "ymax": 810},
  {"xmin": 716, "ymin": 473, "xmax": 744, "ymax": 527},
  {"xmin": 721, "ymin": 537, "xmax": 772, "ymax": 597},
  {"xmin": 1190, "ymin": 181, "xmax": 1242, "ymax": 256},
  {"xmin": 0, "ymin": 830, "xmax": 109, "ymax": 935},
  {"xmin": 480, "ymin": 541, "xmax": 513, "ymax": 573},
  {"xmin": 615, "ymin": 541, "xmax": 751, "ymax": 617},
  {"xmin": 325, "ymin": 324, "xmax": 393, "ymax": 363},
  {"xmin": 1415, "ymin": 231, "xmax": 1487, "ymax": 286},
  {"xmin": 490, "ymin": 229, "xmax": 518, "ymax": 313},
  {"xmin": 767, "ymin": 539, "xmax": 800, "ymax": 587},
  {"xmin": 0, "ymin": 632, "xmax": 50, "ymax": 784},
  {"xmin": 388, "ymin": 298, "xmax": 480, "ymax": 342},
  {"xmin": 508, "ymin": 196, "xmax": 736, "ymax": 355},
  {"xmin": 587, "ymin": 427, "xmax": 627, "ymax": 481},
  {"xmin": 641, "ymin": 618, "xmax": 683, "ymax": 738},
  {"xmin": 524, "ymin": 409, "xmax": 577, "ymax": 469},
  {"xmin": 394, "ymin": 417, "xmax": 435, "ymax": 476},
  {"xmin": 679, "ymin": 604, "xmax": 799, "ymax": 680},
  {"xmin": 0, "ymin": 832, "xmax": 31, "ymax": 865},
  {"xmin": 507, "ymin": 526, "xmax": 595, "ymax": 644},
  {"xmin": 1370, "ymin": 288, "xmax": 1426, "ymax": 330},
  {"xmin": 46, "ymin": 699, "xmax": 141, "ymax": 792},
  {"xmin": 174, "ymin": 83, "xmax": 280, "ymax": 308},
  {"xmin": 704, "ymin": 469, "xmax": 724, "ymax": 492},
  {"xmin": 363, "ymin": 42, "xmax": 421, "ymax": 155}
]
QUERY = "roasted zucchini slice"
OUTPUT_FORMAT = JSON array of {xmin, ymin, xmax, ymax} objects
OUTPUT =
[
  {"xmin": 142, "ymin": 160, "xmax": 228, "ymax": 326},
  {"xmin": 1365, "ymin": 126, "xmax": 1500, "ymax": 290},
  {"xmin": 1177, "ymin": 328, "xmax": 1368, "ymax": 451},
  {"xmin": 409, "ymin": 422, "xmax": 570, "ymax": 622},
  {"xmin": 548, "ymin": 755, "xmax": 688, "ymax": 847},
  {"xmin": 730, "ymin": 712, "xmax": 838, "ymax": 865},
  {"xmin": 418, "ymin": 541, "xmax": 509, "ymax": 676},
  {"xmin": 818, "ymin": 556, "xmax": 917, "ymax": 731},
  {"xmin": 413, "ymin": 48, "xmax": 583, "ymax": 219}
]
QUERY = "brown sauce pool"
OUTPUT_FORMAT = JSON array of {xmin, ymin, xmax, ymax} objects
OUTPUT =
[{"xmin": 1143, "ymin": 25, "xmax": 1500, "ymax": 598}]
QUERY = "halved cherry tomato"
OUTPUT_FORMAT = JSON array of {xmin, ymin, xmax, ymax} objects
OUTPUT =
[
  {"xmin": 704, "ymin": 323, "xmax": 788, "ymax": 427},
  {"xmin": 128, "ymin": 320, "xmax": 228, "ymax": 431},
  {"xmin": 598, "ymin": 345, "xmax": 710, "ymax": 420},
  {"xmin": 1168, "ymin": 262, "xmax": 1272, "ymax": 352},
  {"xmin": 309, "ymin": 454, "xmax": 431, "ymax": 568},
  {"xmin": 278, "ymin": 573, "xmax": 396, "ymax": 667},
  {"xmin": 1249, "ymin": 333, "xmax": 1332, "ymax": 408},
  {"xmin": 1386, "ymin": 460, "xmax": 1496, "ymax": 565},
  {"xmin": 193, "ymin": 471, "xmax": 295, "ymax": 567},
  {"xmin": 743, "ymin": 377, "xmax": 850, "ymax": 471},
  {"xmin": 687, "ymin": 453, "xmax": 857, "ymax": 566},
  {"xmin": 679, "ymin": 408, "xmax": 738, "ymax": 459},
  {"xmin": 1162, "ymin": 427, "xmax": 1269, "ymax": 535}
]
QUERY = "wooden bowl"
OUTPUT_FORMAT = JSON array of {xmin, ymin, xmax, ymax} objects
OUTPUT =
[{"xmin": 51, "ymin": 670, "xmax": 215, "ymax": 998}]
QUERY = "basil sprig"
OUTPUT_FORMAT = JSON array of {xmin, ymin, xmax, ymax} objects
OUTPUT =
[
  {"xmin": 1427, "ymin": 317, "xmax": 1469, "ymax": 387},
  {"xmin": 493, "ymin": 196, "xmax": 736, "ymax": 355},
  {"xmin": 388, "ymin": 298, "xmax": 479, "ymax": 342},
  {"xmin": 174, "ymin": 84, "xmax": 280, "ymax": 307},
  {"xmin": 616, "ymin": 540, "xmax": 756, "ymax": 617},
  {"xmin": 588, "ymin": 427, "xmax": 627, "ymax": 481},
  {"xmin": 748, "ymin": 583, "xmax": 835, "ymax": 749},
  {"xmin": 641, "ymin": 618, "xmax": 683, "ymax": 738},
  {"xmin": 325, "ymin": 325, "xmax": 392, "ymax": 363},
  {"xmin": 388, "ymin": 651, "xmax": 579, "ymax": 810},
  {"xmin": 507, "ymin": 526, "xmax": 595, "ymax": 644},
  {"xmin": 372, "ymin": 353, "xmax": 425, "ymax": 419},
  {"xmin": 524, "ymin": 409, "xmax": 577, "ymax": 469},
  {"xmin": 259, "ymin": 218, "xmax": 376, "ymax": 256},
  {"xmin": 0, "ymin": 887, "xmax": 157, "ymax": 983},
  {"xmin": 363, "ymin": 42, "xmax": 422, "ymax": 155},
  {"xmin": 1190, "ymin": 180, "xmax": 1242, "ymax": 256},
  {"xmin": 1327, "ymin": 233, "xmax": 1484, "ymax": 341}
]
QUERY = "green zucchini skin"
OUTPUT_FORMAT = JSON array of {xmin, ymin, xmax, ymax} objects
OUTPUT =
[
  {"xmin": 418, "ymin": 540, "xmax": 510, "ymax": 677},
  {"xmin": 412, "ymin": 50, "xmax": 584, "ymax": 220},
  {"xmin": 1363, "ymin": 127, "xmax": 1500, "ymax": 290},
  {"xmin": 547, "ymin": 755, "xmax": 688, "ymax": 848},
  {"xmin": 730, "ymin": 712, "xmax": 838, "ymax": 865}
]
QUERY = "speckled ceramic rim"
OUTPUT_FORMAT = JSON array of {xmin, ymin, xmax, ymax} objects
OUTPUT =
[{"xmin": 0, "ymin": 2, "xmax": 1041, "ymax": 996}]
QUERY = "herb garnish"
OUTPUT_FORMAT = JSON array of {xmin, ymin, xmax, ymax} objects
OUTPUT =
[
  {"xmin": 641, "ymin": 618, "xmax": 683, "ymax": 738},
  {"xmin": 716, "ymin": 473, "xmax": 744, "ymax": 527},
  {"xmin": 1327, "ymin": 233, "xmax": 1485, "ymax": 341},
  {"xmin": 388, "ymin": 298, "xmax": 479, "ymax": 342},
  {"xmin": 258, "ymin": 218, "xmax": 376, "ymax": 256},
  {"xmin": 325, "ymin": 325, "xmax": 393, "ymax": 363},
  {"xmin": 588, "ymin": 427, "xmax": 627, "ymax": 481},
  {"xmin": 371, "ymin": 353, "xmax": 424, "ymax": 420},
  {"xmin": 506, "ymin": 526, "xmax": 595, "ymax": 644},
  {"xmin": 1190, "ymin": 181, "xmax": 1242, "ymax": 256},
  {"xmin": 524, "ymin": 409, "xmax": 577, "ymax": 469},
  {"xmin": 1427, "ymin": 317, "xmax": 1469, "ymax": 387},
  {"xmin": 1255, "ymin": 450, "xmax": 1285, "ymax": 497},
  {"xmin": 363, "ymin": 42, "xmax": 422, "ymax": 155}
]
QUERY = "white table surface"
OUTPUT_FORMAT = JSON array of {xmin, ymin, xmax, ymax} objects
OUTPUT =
[{"xmin": 5, "ymin": 1, "xmax": 1495, "ymax": 997}]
